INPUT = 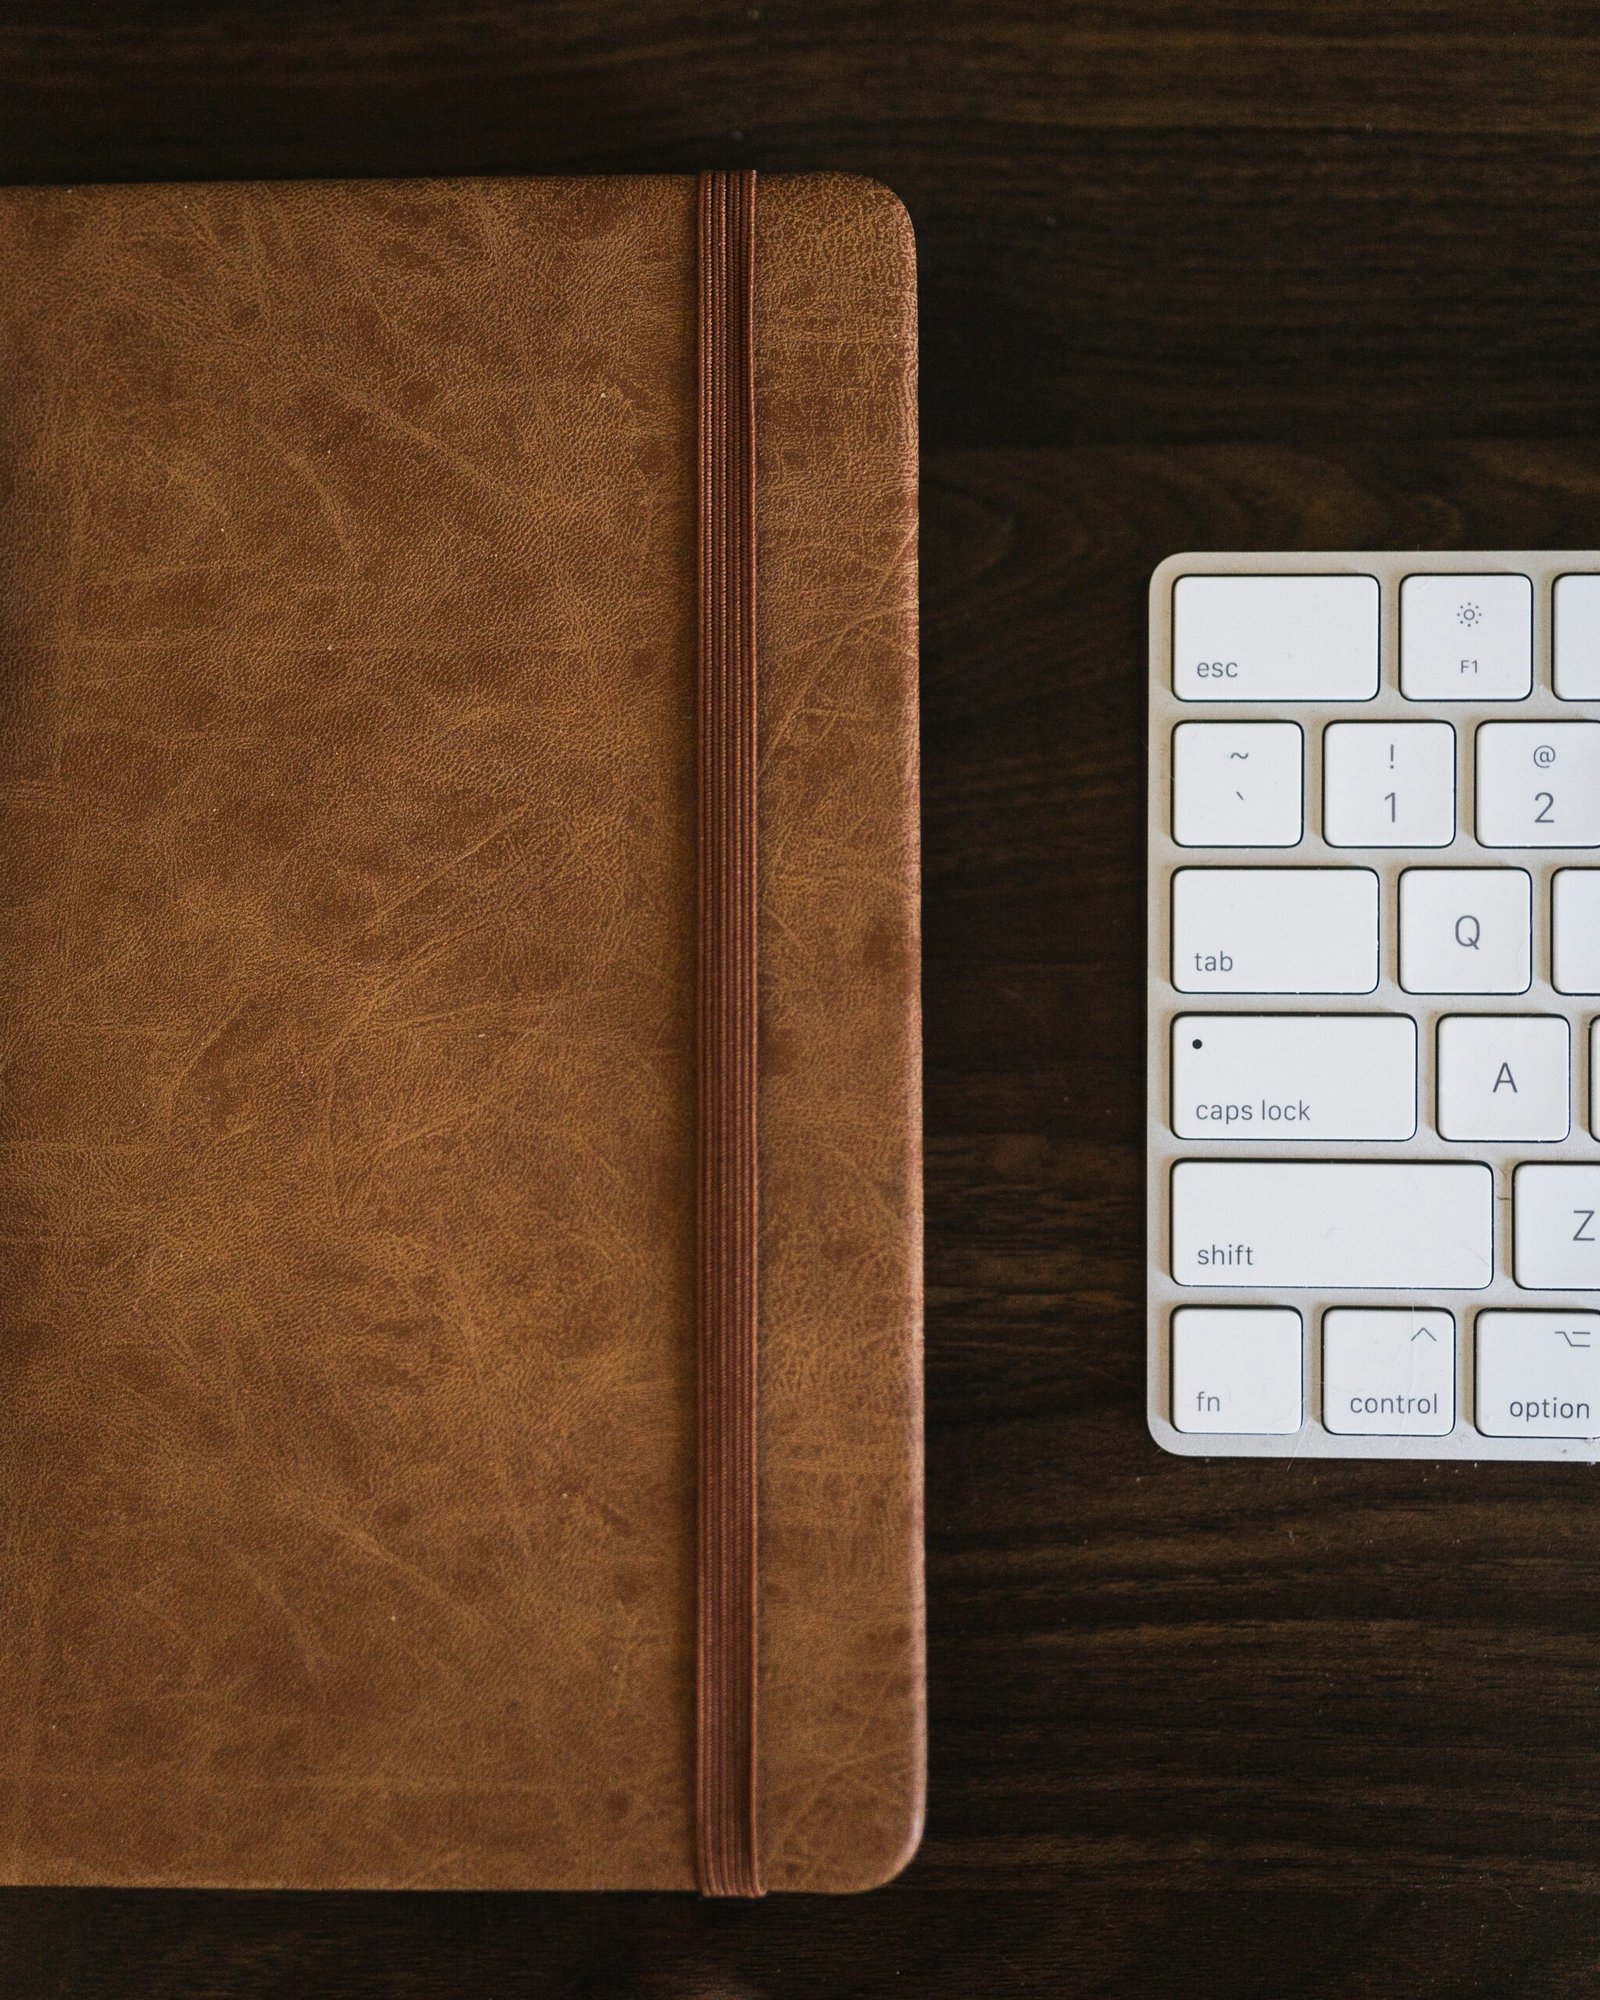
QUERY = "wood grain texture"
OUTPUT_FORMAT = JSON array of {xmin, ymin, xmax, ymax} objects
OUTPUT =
[{"xmin": 7, "ymin": 2, "xmax": 1600, "ymax": 1993}]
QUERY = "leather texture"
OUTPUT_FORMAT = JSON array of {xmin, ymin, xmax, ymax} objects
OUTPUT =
[{"xmin": 0, "ymin": 172, "xmax": 922, "ymax": 1891}]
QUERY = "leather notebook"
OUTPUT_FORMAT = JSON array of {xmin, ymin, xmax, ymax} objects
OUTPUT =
[{"xmin": 0, "ymin": 172, "xmax": 922, "ymax": 1894}]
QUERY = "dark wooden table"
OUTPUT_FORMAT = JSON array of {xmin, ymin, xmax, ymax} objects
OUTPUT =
[{"xmin": 7, "ymin": 5, "xmax": 1600, "ymax": 1993}]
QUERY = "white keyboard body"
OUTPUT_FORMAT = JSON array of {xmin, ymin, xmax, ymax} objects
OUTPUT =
[{"xmin": 1148, "ymin": 552, "xmax": 1600, "ymax": 1460}]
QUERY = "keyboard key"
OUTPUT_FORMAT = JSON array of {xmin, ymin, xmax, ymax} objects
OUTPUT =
[
  {"xmin": 1398, "ymin": 867, "xmax": 1531, "ymax": 994},
  {"xmin": 1475, "ymin": 1312, "xmax": 1600, "ymax": 1438},
  {"xmin": 1171, "ymin": 1161, "xmax": 1493, "ymax": 1290},
  {"xmin": 1171, "ymin": 1014, "xmax": 1416, "ymax": 1140},
  {"xmin": 1400, "ymin": 572, "xmax": 1533, "ymax": 701},
  {"xmin": 1172, "ymin": 721, "xmax": 1303, "ymax": 847},
  {"xmin": 1594, "ymin": 1021, "xmax": 1600, "ymax": 1141},
  {"xmin": 1553, "ymin": 871, "xmax": 1600, "ymax": 993},
  {"xmin": 1323, "ymin": 720, "xmax": 1455, "ymax": 847},
  {"xmin": 1171, "ymin": 1307, "xmax": 1303, "ymax": 1434},
  {"xmin": 1436, "ymin": 1014, "xmax": 1569, "ymax": 1141},
  {"xmin": 1171, "ymin": 868, "xmax": 1379, "ymax": 993},
  {"xmin": 1476, "ymin": 721, "xmax": 1600, "ymax": 848},
  {"xmin": 1322, "ymin": 1309, "xmax": 1454, "ymax": 1436},
  {"xmin": 1513, "ymin": 1165, "xmax": 1600, "ymax": 1289},
  {"xmin": 1173, "ymin": 574, "xmax": 1380, "ymax": 703},
  {"xmin": 1553, "ymin": 573, "xmax": 1600, "ymax": 700}
]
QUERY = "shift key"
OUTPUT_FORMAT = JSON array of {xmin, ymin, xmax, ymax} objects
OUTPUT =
[{"xmin": 1172, "ymin": 1161, "xmax": 1493, "ymax": 1289}]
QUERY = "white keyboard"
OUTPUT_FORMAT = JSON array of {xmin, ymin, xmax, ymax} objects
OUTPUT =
[{"xmin": 1148, "ymin": 552, "xmax": 1600, "ymax": 1460}]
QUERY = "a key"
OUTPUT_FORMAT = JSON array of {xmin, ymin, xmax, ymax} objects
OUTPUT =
[
  {"xmin": 1400, "ymin": 572, "xmax": 1533, "ymax": 701},
  {"xmin": 1171, "ymin": 1014, "xmax": 1416, "ymax": 1140},
  {"xmin": 1435, "ymin": 1014, "xmax": 1569, "ymax": 1142},
  {"xmin": 1321, "ymin": 1309, "xmax": 1454, "ymax": 1436},
  {"xmin": 1552, "ymin": 871, "xmax": 1600, "ymax": 993},
  {"xmin": 1398, "ymin": 867, "xmax": 1531, "ymax": 994},
  {"xmin": 1170, "ymin": 1160, "xmax": 1493, "ymax": 1289},
  {"xmin": 1172, "ymin": 721, "xmax": 1303, "ymax": 847},
  {"xmin": 1170, "ymin": 1308, "xmax": 1303, "ymax": 1434},
  {"xmin": 1513, "ymin": 1165, "xmax": 1600, "ymax": 1289},
  {"xmin": 1171, "ymin": 868, "xmax": 1379, "ymax": 993},
  {"xmin": 1323, "ymin": 720, "xmax": 1456, "ymax": 847},
  {"xmin": 1553, "ymin": 573, "xmax": 1600, "ymax": 700},
  {"xmin": 1475, "ymin": 1312, "xmax": 1600, "ymax": 1438},
  {"xmin": 1172, "ymin": 574, "xmax": 1380, "ymax": 703},
  {"xmin": 1476, "ymin": 721, "xmax": 1600, "ymax": 848}
]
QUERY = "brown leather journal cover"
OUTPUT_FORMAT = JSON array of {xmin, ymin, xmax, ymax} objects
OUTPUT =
[{"xmin": 0, "ymin": 173, "xmax": 922, "ymax": 1892}]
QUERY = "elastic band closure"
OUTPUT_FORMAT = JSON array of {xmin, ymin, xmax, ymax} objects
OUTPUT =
[{"xmin": 694, "ymin": 167, "xmax": 763, "ymax": 1901}]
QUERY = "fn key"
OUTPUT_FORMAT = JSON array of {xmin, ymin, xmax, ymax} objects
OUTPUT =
[{"xmin": 1172, "ymin": 1308, "xmax": 1303, "ymax": 1433}]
